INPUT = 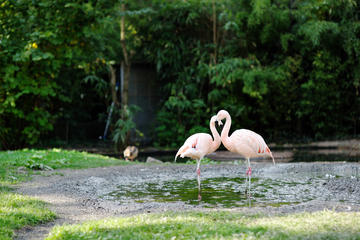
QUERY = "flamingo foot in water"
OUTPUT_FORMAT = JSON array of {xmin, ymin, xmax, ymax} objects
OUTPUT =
[
  {"xmin": 246, "ymin": 167, "xmax": 252, "ymax": 176},
  {"xmin": 245, "ymin": 167, "xmax": 252, "ymax": 199}
]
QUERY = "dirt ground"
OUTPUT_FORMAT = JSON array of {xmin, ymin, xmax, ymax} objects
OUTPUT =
[{"xmin": 14, "ymin": 158, "xmax": 360, "ymax": 240}]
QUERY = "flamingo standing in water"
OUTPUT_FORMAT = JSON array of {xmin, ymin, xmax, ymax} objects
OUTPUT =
[
  {"xmin": 175, "ymin": 115, "xmax": 221, "ymax": 199},
  {"xmin": 216, "ymin": 110, "xmax": 275, "ymax": 196}
]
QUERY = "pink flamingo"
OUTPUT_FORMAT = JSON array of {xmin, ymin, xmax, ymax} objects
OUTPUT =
[
  {"xmin": 216, "ymin": 110, "xmax": 275, "ymax": 196},
  {"xmin": 175, "ymin": 115, "xmax": 221, "ymax": 199}
]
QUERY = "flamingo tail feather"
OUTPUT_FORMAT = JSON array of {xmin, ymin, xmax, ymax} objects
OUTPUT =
[{"xmin": 174, "ymin": 145, "xmax": 189, "ymax": 162}]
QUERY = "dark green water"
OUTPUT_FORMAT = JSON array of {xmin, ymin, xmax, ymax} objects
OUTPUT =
[
  {"xmin": 106, "ymin": 176, "xmax": 315, "ymax": 208},
  {"xmin": 105, "ymin": 149, "xmax": 360, "ymax": 208}
]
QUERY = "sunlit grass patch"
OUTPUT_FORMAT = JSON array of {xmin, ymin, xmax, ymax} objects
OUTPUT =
[
  {"xmin": 45, "ymin": 211, "xmax": 360, "ymax": 240},
  {"xmin": 0, "ymin": 149, "xmax": 133, "ymax": 239},
  {"xmin": 0, "ymin": 187, "xmax": 55, "ymax": 240},
  {"xmin": 251, "ymin": 210, "xmax": 360, "ymax": 239},
  {"xmin": 0, "ymin": 149, "xmax": 132, "ymax": 184}
]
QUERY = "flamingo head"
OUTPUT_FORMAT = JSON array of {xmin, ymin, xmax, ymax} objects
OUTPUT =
[
  {"xmin": 211, "ymin": 115, "xmax": 223, "ymax": 126},
  {"xmin": 210, "ymin": 115, "xmax": 217, "ymax": 123},
  {"xmin": 216, "ymin": 110, "xmax": 229, "ymax": 122}
]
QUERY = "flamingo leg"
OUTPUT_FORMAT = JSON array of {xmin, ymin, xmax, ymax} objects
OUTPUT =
[
  {"xmin": 246, "ymin": 158, "xmax": 252, "ymax": 199},
  {"xmin": 245, "ymin": 167, "xmax": 248, "ymax": 193},
  {"xmin": 196, "ymin": 159, "xmax": 202, "ymax": 201}
]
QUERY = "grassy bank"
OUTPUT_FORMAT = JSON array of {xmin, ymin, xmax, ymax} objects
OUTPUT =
[
  {"xmin": 0, "ymin": 186, "xmax": 56, "ymax": 240},
  {"xmin": 45, "ymin": 211, "xmax": 360, "ymax": 240},
  {"xmin": 0, "ymin": 149, "xmax": 130, "ymax": 240},
  {"xmin": 0, "ymin": 148, "xmax": 130, "ymax": 184}
]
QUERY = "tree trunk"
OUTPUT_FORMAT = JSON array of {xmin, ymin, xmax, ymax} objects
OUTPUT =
[
  {"xmin": 120, "ymin": 3, "xmax": 130, "ymax": 112},
  {"xmin": 120, "ymin": 2, "xmax": 131, "ymax": 147},
  {"xmin": 108, "ymin": 64, "xmax": 119, "ymax": 106}
]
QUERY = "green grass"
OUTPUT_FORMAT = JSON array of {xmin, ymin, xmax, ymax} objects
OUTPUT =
[
  {"xmin": 0, "ymin": 148, "xmax": 132, "ymax": 184},
  {"xmin": 0, "ymin": 148, "xmax": 132, "ymax": 240},
  {"xmin": 45, "ymin": 211, "xmax": 360, "ymax": 240},
  {"xmin": 0, "ymin": 186, "xmax": 55, "ymax": 240}
]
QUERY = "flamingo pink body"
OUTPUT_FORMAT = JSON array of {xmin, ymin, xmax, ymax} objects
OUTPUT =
[
  {"xmin": 216, "ymin": 110, "xmax": 275, "ymax": 164},
  {"xmin": 216, "ymin": 110, "xmax": 275, "ymax": 197},
  {"xmin": 175, "ymin": 115, "xmax": 221, "ymax": 198},
  {"xmin": 175, "ymin": 115, "xmax": 221, "ymax": 165}
]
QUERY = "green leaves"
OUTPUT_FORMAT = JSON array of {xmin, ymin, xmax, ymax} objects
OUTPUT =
[
  {"xmin": 112, "ymin": 105, "xmax": 143, "ymax": 149},
  {"xmin": 0, "ymin": 0, "xmax": 118, "ymax": 149},
  {"xmin": 242, "ymin": 68, "xmax": 271, "ymax": 98},
  {"xmin": 299, "ymin": 20, "xmax": 340, "ymax": 47},
  {"xmin": 25, "ymin": 159, "xmax": 54, "ymax": 171},
  {"xmin": 248, "ymin": 0, "xmax": 271, "ymax": 27},
  {"xmin": 151, "ymin": 0, "xmax": 360, "ymax": 144},
  {"xmin": 1, "ymin": 0, "xmax": 360, "ymax": 149},
  {"xmin": 210, "ymin": 57, "xmax": 271, "ymax": 99}
]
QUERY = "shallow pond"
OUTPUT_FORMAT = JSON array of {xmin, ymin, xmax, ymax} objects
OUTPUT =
[
  {"xmin": 102, "ymin": 149, "xmax": 360, "ymax": 209},
  {"xmin": 104, "ymin": 173, "xmax": 358, "ymax": 208}
]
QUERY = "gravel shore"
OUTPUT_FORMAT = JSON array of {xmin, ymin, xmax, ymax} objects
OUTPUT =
[{"xmin": 14, "ymin": 161, "xmax": 360, "ymax": 240}]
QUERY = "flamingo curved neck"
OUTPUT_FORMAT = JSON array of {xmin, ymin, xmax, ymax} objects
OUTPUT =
[
  {"xmin": 210, "ymin": 121, "xmax": 221, "ymax": 152},
  {"xmin": 221, "ymin": 114, "xmax": 233, "ymax": 151}
]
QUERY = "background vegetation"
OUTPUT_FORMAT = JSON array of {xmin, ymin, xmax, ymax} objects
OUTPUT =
[{"xmin": 1, "ymin": 0, "xmax": 359, "ymax": 150}]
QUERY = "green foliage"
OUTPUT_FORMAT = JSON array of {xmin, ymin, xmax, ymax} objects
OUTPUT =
[
  {"xmin": 299, "ymin": 20, "xmax": 340, "ymax": 46},
  {"xmin": 25, "ymin": 159, "xmax": 54, "ymax": 171},
  {"xmin": 1, "ymin": 0, "xmax": 360, "ymax": 148},
  {"xmin": 0, "ymin": 0, "xmax": 118, "ymax": 149},
  {"xmin": 112, "ymin": 105, "xmax": 143, "ymax": 150},
  {"xmin": 143, "ymin": 0, "xmax": 360, "ymax": 145},
  {"xmin": 210, "ymin": 57, "xmax": 274, "ymax": 99}
]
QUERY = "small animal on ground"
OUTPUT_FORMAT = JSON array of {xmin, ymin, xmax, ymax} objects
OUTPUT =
[{"xmin": 123, "ymin": 146, "xmax": 139, "ymax": 161}]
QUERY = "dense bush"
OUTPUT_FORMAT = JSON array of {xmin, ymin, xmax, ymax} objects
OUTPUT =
[
  {"xmin": 1, "ymin": 0, "xmax": 359, "ymax": 149},
  {"xmin": 142, "ymin": 0, "xmax": 360, "ymax": 146},
  {"xmin": 0, "ymin": 0, "xmax": 116, "ymax": 149}
]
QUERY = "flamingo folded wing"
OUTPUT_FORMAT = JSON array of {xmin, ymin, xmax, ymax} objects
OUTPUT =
[{"xmin": 175, "ymin": 145, "xmax": 189, "ymax": 161}]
